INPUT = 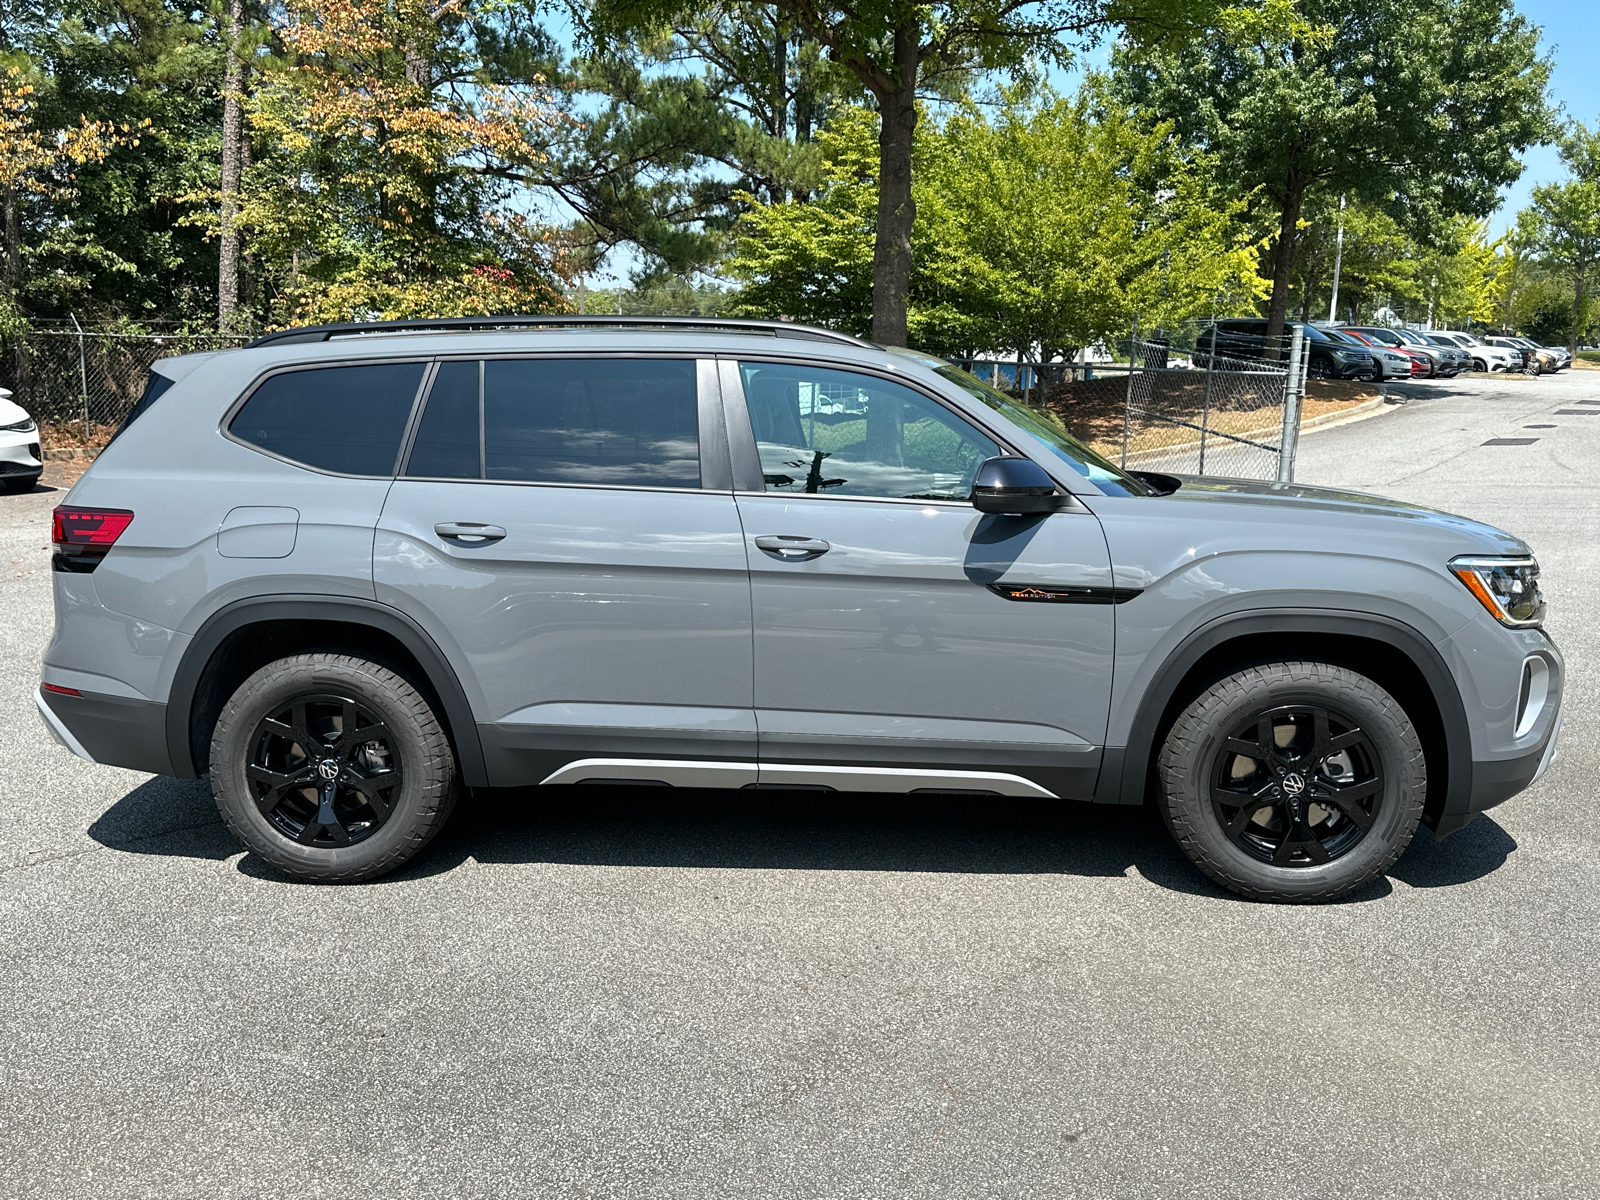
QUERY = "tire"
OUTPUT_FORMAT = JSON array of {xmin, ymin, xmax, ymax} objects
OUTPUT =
[
  {"xmin": 1307, "ymin": 357, "xmax": 1333, "ymax": 380},
  {"xmin": 1472, "ymin": 358, "xmax": 1487, "ymax": 372},
  {"xmin": 209, "ymin": 652, "xmax": 460, "ymax": 882},
  {"xmin": 1157, "ymin": 662, "xmax": 1425, "ymax": 903},
  {"xmin": 2, "ymin": 474, "xmax": 39, "ymax": 494}
]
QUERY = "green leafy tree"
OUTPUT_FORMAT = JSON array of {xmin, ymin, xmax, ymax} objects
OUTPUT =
[
  {"xmin": 1514, "ymin": 118, "xmax": 1600, "ymax": 354},
  {"xmin": 729, "ymin": 88, "xmax": 1262, "ymax": 357},
  {"xmin": 236, "ymin": 0, "xmax": 574, "ymax": 324},
  {"xmin": 1118, "ymin": 0, "xmax": 1551, "ymax": 353},
  {"xmin": 1, "ymin": 0, "xmax": 227, "ymax": 325},
  {"xmin": 591, "ymin": 0, "xmax": 1249, "ymax": 347}
]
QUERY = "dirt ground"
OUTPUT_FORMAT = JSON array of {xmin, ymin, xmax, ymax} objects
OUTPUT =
[{"xmin": 1033, "ymin": 374, "xmax": 1380, "ymax": 452}]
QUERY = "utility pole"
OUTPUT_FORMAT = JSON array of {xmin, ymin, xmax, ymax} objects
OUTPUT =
[
  {"xmin": 1326, "ymin": 193, "xmax": 1346, "ymax": 325},
  {"xmin": 1425, "ymin": 274, "xmax": 1437, "ymax": 330}
]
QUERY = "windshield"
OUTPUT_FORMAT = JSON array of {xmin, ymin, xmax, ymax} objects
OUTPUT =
[
  {"xmin": 1322, "ymin": 329, "xmax": 1365, "ymax": 346},
  {"xmin": 891, "ymin": 352, "xmax": 1148, "ymax": 496}
]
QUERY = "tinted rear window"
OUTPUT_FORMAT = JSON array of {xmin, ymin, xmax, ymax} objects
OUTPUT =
[
  {"xmin": 230, "ymin": 362, "xmax": 424, "ymax": 476},
  {"xmin": 479, "ymin": 358, "xmax": 699, "ymax": 487}
]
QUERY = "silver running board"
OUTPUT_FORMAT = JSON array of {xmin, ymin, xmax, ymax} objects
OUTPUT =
[{"xmin": 537, "ymin": 758, "xmax": 1058, "ymax": 798}]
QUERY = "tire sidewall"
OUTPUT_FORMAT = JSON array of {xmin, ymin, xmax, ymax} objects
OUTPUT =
[
  {"xmin": 211, "ymin": 657, "xmax": 445, "ymax": 880},
  {"xmin": 1162, "ymin": 667, "xmax": 1424, "ymax": 901}
]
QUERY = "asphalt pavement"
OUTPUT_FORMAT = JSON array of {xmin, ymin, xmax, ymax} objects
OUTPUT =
[{"xmin": 2, "ymin": 371, "xmax": 1598, "ymax": 1199}]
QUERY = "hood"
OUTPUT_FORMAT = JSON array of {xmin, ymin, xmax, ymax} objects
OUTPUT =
[
  {"xmin": 0, "ymin": 391, "xmax": 30, "ymax": 426},
  {"xmin": 1163, "ymin": 475, "xmax": 1530, "ymax": 556}
]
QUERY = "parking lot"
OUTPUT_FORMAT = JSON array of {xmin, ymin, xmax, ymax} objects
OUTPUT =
[{"xmin": 3, "ymin": 369, "xmax": 1597, "ymax": 1198}]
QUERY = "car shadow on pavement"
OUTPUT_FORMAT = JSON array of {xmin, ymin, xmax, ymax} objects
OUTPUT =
[
  {"xmin": 86, "ymin": 779, "xmax": 1518, "ymax": 901},
  {"xmin": 85, "ymin": 775, "xmax": 237, "ymax": 861}
]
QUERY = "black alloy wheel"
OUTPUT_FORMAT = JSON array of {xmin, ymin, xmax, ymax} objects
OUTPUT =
[
  {"xmin": 1307, "ymin": 356, "xmax": 1333, "ymax": 379},
  {"xmin": 1210, "ymin": 704, "xmax": 1382, "ymax": 867},
  {"xmin": 246, "ymin": 693, "xmax": 402, "ymax": 847},
  {"xmin": 210, "ymin": 652, "xmax": 459, "ymax": 882},
  {"xmin": 1157, "ymin": 661, "xmax": 1425, "ymax": 903}
]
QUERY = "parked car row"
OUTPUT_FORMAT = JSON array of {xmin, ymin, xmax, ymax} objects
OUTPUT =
[{"xmin": 1191, "ymin": 320, "xmax": 1568, "ymax": 382}]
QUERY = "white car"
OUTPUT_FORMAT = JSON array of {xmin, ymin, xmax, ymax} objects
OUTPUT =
[
  {"xmin": 1433, "ymin": 332, "xmax": 1515, "ymax": 373},
  {"xmin": 0, "ymin": 388, "xmax": 43, "ymax": 494}
]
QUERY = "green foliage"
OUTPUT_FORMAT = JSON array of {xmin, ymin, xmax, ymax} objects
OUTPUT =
[
  {"xmin": 235, "ymin": 0, "xmax": 573, "ymax": 325},
  {"xmin": 1117, "ymin": 0, "xmax": 1553, "ymax": 335},
  {"xmin": 1, "ymin": 0, "xmax": 226, "ymax": 324},
  {"xmin": 1512, "ymin": 118, "xmax": 1600, "ymax": 349},
  {"xmin": 729, "ymin": 88, "xmax": 1263, "ymax": 356}
]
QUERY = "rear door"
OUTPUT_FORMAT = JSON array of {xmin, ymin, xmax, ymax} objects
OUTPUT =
[
  {"xmin": 726, "ymin": 358, "xmax": 1116, "ymax": 799},
  {"xmin": 374, "ymin": 355, "xmax": 755, "ymax": 786}
]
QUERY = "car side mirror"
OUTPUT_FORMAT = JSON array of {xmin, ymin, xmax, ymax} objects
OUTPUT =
[{"xmin": 970, "ymin": 456, "xmax": 1059, "ymax": 515}]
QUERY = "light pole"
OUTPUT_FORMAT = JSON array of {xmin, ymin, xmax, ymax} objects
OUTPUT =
[{"xmin": 1327, "ymin": 193, "xmax": 1347, "ymax": 324}]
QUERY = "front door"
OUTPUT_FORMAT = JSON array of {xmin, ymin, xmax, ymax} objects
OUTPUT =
[
  {"xmin": 726, "ymin": 359, "xmax": 1116, "ymax": 798},
  {"xmin": 375, "ymin": 355, "xmax": 755, "ymax": 786}
]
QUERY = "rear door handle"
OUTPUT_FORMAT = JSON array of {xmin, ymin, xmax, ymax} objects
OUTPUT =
[
  {"xmin": 754, "ymin": 534, "xmax": 831, "ymax": 560},
  {"xmin": 434, "ymin": 522, "xmax": 506, "ymax": 544}
]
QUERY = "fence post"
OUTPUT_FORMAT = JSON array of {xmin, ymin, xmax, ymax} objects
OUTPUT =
[
  {"xmin": 1199, "ymin": 322, "xmax": 1217, "ymax": 474},
  {"xmin": 70, "ymin": 312, "xmax": 89, "ymax": 440},
  {"xmin": 1277, "ymin": 325, "xmax": 1305, "ymax": 483},
  {"xmin": 1121, "ymin": 317, "xmax": 1140, "ymax": 469}
]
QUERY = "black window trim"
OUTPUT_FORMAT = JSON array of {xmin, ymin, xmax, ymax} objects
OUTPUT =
[
  {"xmin": 395, "ymin": 350, "xmax": 727, "ymax": 494},
  {"xmin": 220, "ymin": 357, "xmax": 435, "ymax": 480}
]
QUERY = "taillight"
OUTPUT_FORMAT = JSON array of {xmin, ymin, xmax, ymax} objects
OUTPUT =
[{"xmin": 52, "ymin": 506, "xmax": 134, "ymax": 573}]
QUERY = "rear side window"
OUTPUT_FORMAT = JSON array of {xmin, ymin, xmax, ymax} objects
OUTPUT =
[
  {"xmin": 230, "ymin": 362, "xmax": 425, "ymax": 476},
  {"xmin": 407, "ymin": 358, "xmax": 700, "ymax": 488}
]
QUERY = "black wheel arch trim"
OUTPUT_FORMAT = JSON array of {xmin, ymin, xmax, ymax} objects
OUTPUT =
[
  {"xmin": 1099, "ymin": 607, "xmax": 1474, "ymax": 834},
  {"xmin": 166, "ymin": 595, "xmax": 488, "ymax": 787}
]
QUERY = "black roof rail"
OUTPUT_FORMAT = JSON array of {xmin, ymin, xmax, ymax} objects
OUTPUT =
[{"xmin": 246, "ymin": 314, "xmax": 873, "ymax": 349}]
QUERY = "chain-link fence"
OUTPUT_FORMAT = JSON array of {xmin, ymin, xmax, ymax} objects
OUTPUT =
[
  {"xmin": 957, "ymin": 321, "xmax": 1313, "ymax": 482},
  {"xmin": 0, "ymin": 328, "xmax": 251, "ymax": 446}
]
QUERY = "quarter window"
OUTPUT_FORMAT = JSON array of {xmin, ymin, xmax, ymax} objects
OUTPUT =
[
  {"xmin": 230, "ymin": 362, "xmax": 424, "ymax": 476},
  {"xmin": 738, "ymin": 362, "xmax": 999, "ymax": 501}
]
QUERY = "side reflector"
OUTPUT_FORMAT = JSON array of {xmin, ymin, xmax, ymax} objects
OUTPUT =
[{"xmin": 42, "ymin": 683, "xmax": 83, "ymax": 697}]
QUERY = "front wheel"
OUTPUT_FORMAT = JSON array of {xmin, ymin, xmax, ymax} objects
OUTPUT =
[
  {"xmin": 1157, "ymin": 662, "xmax": 1425, "ymax": 903},
  {"xmin": 209, "ymin": 652, "xmax": 460, "ymax": 882},
  {"xmin": 1307, "ymin": 357, "xmax": 1333, "ymax": 380}
]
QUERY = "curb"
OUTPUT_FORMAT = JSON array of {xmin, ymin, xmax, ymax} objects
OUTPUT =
[{"xmin": 43, "ymin": 447, "xmax": 100, "ymax": 462}]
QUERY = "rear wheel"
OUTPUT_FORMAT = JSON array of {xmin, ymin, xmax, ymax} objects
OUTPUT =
[
  {"xmin": 1157, "ymin": 662, "xmax": 1425, "ymax": 903},
  {"xmin": 209, "ymin": 653, "xmax": 459, "ymax": 882}
]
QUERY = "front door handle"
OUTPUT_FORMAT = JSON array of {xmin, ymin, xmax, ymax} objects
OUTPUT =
[
  {"xmin": 434, "ymin": 521, "xmax": 507, "ymax": 544},
  {"xmin": 754, "ymin": 534, "xmax": 831, "ymax": 560}
]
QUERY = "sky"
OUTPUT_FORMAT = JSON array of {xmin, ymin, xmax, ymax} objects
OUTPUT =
[{"xmin": 1489, "ymin": 0, "xmax": 1598, "ymax": 234}]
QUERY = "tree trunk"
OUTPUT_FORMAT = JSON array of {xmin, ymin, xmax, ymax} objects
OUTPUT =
[
  {"xmin": 217, "ymin": 0, "xmax": 245, "ymax": 330},
  {"xmin": 2, "ymin": 186, "xmax": 19, "ymax": 300},
  {"xmin": 773, "ymin": 11, "xmax": 787, "ymax": 141},
  {"xmin": 1264, "ymin": 174, "xmax": 1307, "ymax": 359},
  {"xmin": 870, "ymin": 21, "xmax": 919, "ymax": 347}
]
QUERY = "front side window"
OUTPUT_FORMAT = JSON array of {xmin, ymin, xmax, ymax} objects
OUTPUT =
[
  {"xmin": 922, "ymin": 359, "xmax": 1149, "ymax": 497},
  {"xmin": 405, "ymin": 358, "xmax": 701, "ymax": 488},
  {"xmin": 738, "ymin": 361, "xmax": 999, "ymax": 501},
  {"xmin": 230, "ymin": 361, "xmax": 424, "ymax": 476}
]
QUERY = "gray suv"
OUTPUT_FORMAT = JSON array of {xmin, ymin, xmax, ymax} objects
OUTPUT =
[{"xmin": 34, "ymin": 317, "xmax": 1563, "ymax": 902}]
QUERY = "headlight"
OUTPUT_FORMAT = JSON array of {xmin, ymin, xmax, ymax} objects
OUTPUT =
[
  {"xmin": 1450, "ymin": 556, "xmax": 1545, "ymax": 627},
  {"xmin": 0, "ymin": 417, "xmax": 35, "ymax": 433}
]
